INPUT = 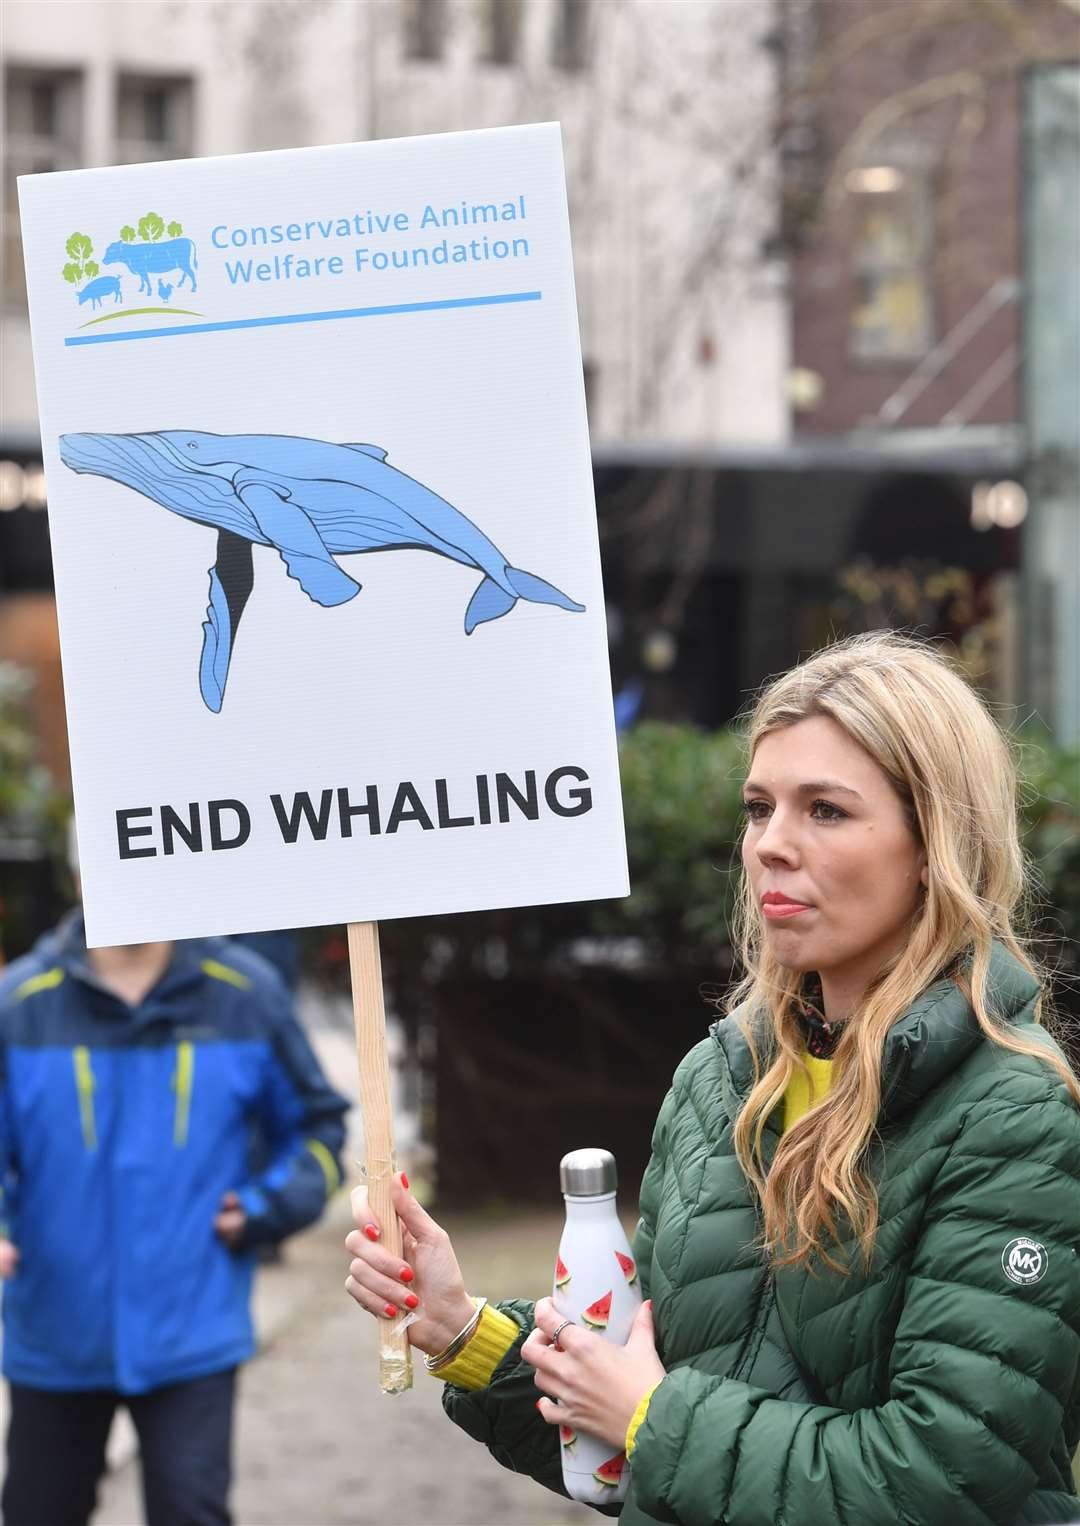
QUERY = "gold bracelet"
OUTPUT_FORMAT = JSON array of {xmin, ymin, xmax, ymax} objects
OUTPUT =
[{"xmin": 424, "ymin": 1297, "xmax": 488, "ymax": 1373}]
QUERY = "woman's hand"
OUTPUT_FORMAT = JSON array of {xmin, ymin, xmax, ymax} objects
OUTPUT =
[
  {"xmin": 345, "ymin": 1172, "xmax": 475, "ymax": 1358},
  {"xmin": 523, "ymin": 1296, "xmax": 666, "ymax": 1452}
]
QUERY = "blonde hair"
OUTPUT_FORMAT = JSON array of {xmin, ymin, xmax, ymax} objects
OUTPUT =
[{"xmin": 728, "ymin": 631, "xmax": 1080, "ymax": 1273}]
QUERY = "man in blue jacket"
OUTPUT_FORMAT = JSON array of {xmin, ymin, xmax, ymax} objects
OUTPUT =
[{"xmin": 0, "ymin": 909, "xmax": 349, "ymax": 1526}]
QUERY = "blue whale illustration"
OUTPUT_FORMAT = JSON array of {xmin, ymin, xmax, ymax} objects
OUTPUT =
[{"xmin": 58, "ymin": 430, "xmax": 585, "ymax": 713}]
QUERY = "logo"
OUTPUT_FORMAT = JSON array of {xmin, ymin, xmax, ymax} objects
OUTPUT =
[
  {"xmin": 60, "ymin": 211, "xmax": 200, "ymax": 331},
  {"xmin": 1002, "ymin": 1236, "xmax": 1047, "ymax": 1285}
]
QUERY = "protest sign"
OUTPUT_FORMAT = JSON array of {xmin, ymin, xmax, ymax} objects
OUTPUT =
[
  {"xmin": 18, "ymin": 123, "xmax": 628, "ymax": 949},
  {"xmin": 20, "ymin": 122, "xmax": 628, "ymax": 1391}
]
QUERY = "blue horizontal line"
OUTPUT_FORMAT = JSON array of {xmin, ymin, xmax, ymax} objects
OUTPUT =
[{"xmin": 64, "ymin": 290, "xmax": 543, "ymax": 346}]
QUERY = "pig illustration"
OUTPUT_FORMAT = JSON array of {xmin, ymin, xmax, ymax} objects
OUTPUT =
[{"xmin": 77, "ymin": 276, "xmax": 122, "ymax": 310}]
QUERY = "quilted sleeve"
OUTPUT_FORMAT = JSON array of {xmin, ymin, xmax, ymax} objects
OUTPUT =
[
  {"xmin": 440, "ymin": 1298, "xmax": 620, "ymax": 1514},
  {"xmin": 629, "ymin": 1086, "xmax": 1080, "ymax": 1526},
  {"xmin": 633, "ymin": 1083, "xmax": 677, "ymax": 1303}
]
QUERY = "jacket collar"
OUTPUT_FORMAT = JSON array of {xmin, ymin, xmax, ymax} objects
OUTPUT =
[
  {"xmin": 35, "ymin": 909, "xmax": 211, "ymax": 1008},
  {"xmin": 710, "ymin": 941, "xmax": 1040, "ymax": 1125}
]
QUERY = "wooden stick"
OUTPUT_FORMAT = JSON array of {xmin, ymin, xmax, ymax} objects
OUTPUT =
[{"xmin": 347, "ymin": 920, "xmax": 413, "ymax": 1394}]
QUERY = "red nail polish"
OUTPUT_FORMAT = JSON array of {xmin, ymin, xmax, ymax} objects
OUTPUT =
[
  {"xmin": 404, "ymin": 1293, "xmax": 419, "ymax": 1309},
  {"xmin": 384, "ymin": 1303, "xmax": 398, "ymax": 1318},
  {"xmin": 401, "ymin": 1171, "xmax": 410, "ymax": 1189},
  {"xmin": 363, "ymin": 1225, "xmax": 379, "ymax": 1241},
  {"xmin": 535, "ymin": 1399, "xmax": 543, "ymax": 1412},
  {"xmin": 400, "ymin": 1266, "xmax": 414, "ymax": 1283}
]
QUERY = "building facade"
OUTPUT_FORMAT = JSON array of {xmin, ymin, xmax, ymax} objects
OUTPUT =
[
  {"xmin": 781, "ymin": 0, "xmax": 1079, "ymax": 740},
  {"xmin": 2, "ymin": 0, "xmax": 788, "ymax": 450},
  {"xmin": 0, "ymin": 0, "xmax": 790, "ymax": 802},
  {"xmin": 4, "ymin": 0, "xmax": 1075, "ymax": 765}
]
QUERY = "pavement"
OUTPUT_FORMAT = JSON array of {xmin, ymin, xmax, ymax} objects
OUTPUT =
[
  {"xmin": 94, "ymin": 1195, "xmax": 596, "ymax": 1526},
  {"xmin": 90, "ymin": 1010, "xmax": 598, "ymax": 1526}
]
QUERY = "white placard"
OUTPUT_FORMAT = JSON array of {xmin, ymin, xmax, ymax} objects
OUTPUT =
[{"xmin": 18, "ymin": 124, "xmax": 628, "ymax": 946}]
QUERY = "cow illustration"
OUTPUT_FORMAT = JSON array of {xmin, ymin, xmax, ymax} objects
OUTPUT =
[
  {"xmin": 104, "ymin": 237, "xmax": 198, "ymax": 295},
  {"xmin": 76, "ymin": 275, "xmax": 123, "ymax": 309}
]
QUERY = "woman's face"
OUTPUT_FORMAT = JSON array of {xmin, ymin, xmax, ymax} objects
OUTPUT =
[{"xmin": 741, "ymin": 715, "xmax": 927, "ymax": 1010}]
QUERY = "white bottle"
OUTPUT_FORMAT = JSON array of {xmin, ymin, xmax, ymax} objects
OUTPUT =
[{"xmin": 552, "ymin": 1147, "xmax": 643, "ymax": 1506}]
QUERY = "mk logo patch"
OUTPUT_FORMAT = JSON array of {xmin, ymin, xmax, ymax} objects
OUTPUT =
[{"xmin": 1002, "ymin": 1236, "xmax": 1047, "ymax": 1286}]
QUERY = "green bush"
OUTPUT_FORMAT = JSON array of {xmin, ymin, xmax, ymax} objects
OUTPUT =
[
  {"xmin": 0, "ymin": 665, "xmax": 68, "ymax": 961},
  {"xmin": 315, "ymin": 721, "xmax": 1079, "ymax": 999},
  {"xmin": 0, "ymin": 665, "xmax": 64, "ymax": 846},
  {"xmin": 1017, "ymin": 730, "xmax": 1080, "ymax": 947},
  {"xmin": 607, "ymin": 723, "xmax": 1080, "ymax": 1038},
  {"xmin": 588, "ymin": 722, "xmax": 746, "ymax": 964},
  {"xmin": 604, "ymin": 721, "xmax": 1079, "ymax": 984}
]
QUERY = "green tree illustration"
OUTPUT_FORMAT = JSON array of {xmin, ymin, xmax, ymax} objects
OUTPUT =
[
  {"xmin": 167, "ymin": 220, "xmax": 183, "ymax": 237},
  {"xmin": 120, "ymin": 225, "xmax": 136, "ymax": 243},
  {"xmin": 138, "ymin": 212, "xmax": 165, "ymax": 242},
  {"xmin": 61, "ymin": 232, "xmax": 95, "ymax": 287}
]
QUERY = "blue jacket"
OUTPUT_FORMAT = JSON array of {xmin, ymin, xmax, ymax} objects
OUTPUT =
[{"xmin": 0, "ymin": 915, "xmax": 348, "ymax": 1394}]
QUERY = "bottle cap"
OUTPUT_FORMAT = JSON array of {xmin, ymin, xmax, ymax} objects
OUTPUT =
[{"xmin": 560, "ymin": 1147, "xmax": 617, "ymax": 1197}]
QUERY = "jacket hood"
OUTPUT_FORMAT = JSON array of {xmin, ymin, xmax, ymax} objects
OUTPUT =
[{"xmin": 711, "ymin": 940, "xmax": 1042, "ymax": 1124}]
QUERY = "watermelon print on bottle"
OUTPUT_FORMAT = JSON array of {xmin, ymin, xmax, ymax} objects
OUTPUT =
[
  {"xmin": 593, "ymin": 1452, "xmax": 627, "ymax": 1491},
  {"xmin": 553, "ymin": 1148, "xmax": 642, "ymax": 1505},
  {"xmin": 581, "ymin": 1290, "xmax": 612, "ymax": 1329}
]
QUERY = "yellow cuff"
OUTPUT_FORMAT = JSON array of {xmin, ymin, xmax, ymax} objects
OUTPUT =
[
  {"xmin": 431, "ymin": 1303, "xmax": 521, "ymax": 1391},
  {"xmin": 626, "ymin": 1380, "xmax": 663, "ymax": 1456}
]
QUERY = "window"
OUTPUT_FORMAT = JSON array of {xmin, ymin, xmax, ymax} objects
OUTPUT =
[
  {"xmin": 115, "ymin": 75, "xmax": 194, "ymax": 164},
  {"xmin": 483, "ymin": 0, "xmax": 522, "ymax": 65},
  {"xmin": 3, "ymin": 68, "xmax": 82, "ymax": 308},
  {"xmin": 848, "ymin": 163, "xmax": 935, "ymax": 361},
  {"xmin": 404, "ymin": 0, "xmax": 446, "ymax": 61},
  {"xmin": 552, "ymin": 0, "xmax": 590, "ymax": 71}
]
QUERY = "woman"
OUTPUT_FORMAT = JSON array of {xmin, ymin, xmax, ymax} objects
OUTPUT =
[{"xmin": 346, "ymin": 633, "xmax": 1080, "ymax": 1525}]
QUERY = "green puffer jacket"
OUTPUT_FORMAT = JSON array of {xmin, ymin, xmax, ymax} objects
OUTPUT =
[{"xmin": 444, "ymin": 944, "xmax": 1080, "ymax": 1524}]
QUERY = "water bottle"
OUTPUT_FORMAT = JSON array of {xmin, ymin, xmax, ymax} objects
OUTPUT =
[{"xmin": 552, "ymin": 1147, "xmax": 642, "ymax": 1505}]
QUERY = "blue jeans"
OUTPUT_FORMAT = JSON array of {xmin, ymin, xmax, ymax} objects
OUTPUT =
[{"xmin": 2, "ymin": 1367, "xmax": 236, "ymax": 1525}]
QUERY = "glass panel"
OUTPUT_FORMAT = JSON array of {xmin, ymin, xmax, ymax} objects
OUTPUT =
[
  {"xmin": 594, "ymin": 458, "xmax": 1021, "ymax": 730},
  {"xmin": 115, "ymin": 77, "xmax": 192, "ymax": 164},
  {"xmin": 404, "ymin": 0, "xmax": 444, "ymax": 61},
  {"xmin": 849, "ymin": 172, "xmax": 934, "ymax": 360},
  {"xmin": 142, "ymin": 86, "xmax": 169, "ymax": 143},
  {"xmin": 30, "ymin": 79, "xmax": 58, "ymax": 138},
  {"xmin": 553, "ymin": 0, "xmax": 589, "ymax": 71},
  {"xmin": 486, "ymin": 0, "xmax": 521, "ymax": 65},
  {"xmin": 3, "ymin": 71, "xmax": 81, "ymax": 307}
]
